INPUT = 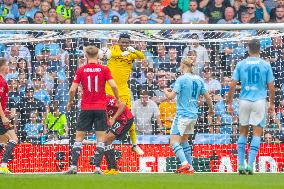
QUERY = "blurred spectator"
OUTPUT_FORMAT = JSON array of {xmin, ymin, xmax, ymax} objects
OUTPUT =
[
  {"xmin": 111, "ymin": 0, "xmax": 121, "ymax": 12},
  {"xmin": 16, "ymin": 87, "xmax": 46, "ymax": 142},
  {"xmin": 199, "ymin": 0, "xmax": 231, "ymax": 10},
  {"xmin": 32, "ymin": 77, "xmax": 51, "ymax": 106},
  {"xmin": 233, "ymin": 0, "xmax": 247, "ymax": 19},
  {"xmin": 35, "ymin": 41, "xmax": 61, "ymax": 62},
  {"xmin": 56, "ymin": 0, "xmax": 72, "ymax": 19},
  {"xmin": 72, "ymin": 5, "xmax": 85, "ymax": 24},
  {"xmin": 153, "ymin": 43, "xmax": 169, "ymax": 69},
  {"xmin": 93, "ymin": 3, "xmax": 101, "ymax": 14},
  {"xmin": 149, "ymin": 1, "xmax": 170, "ymax": 24},
  {"xmin": 137, "ymin": 41, "xmax": 154, "ymax": 64},
  {"xmin": 4, "ymin": 14, "xmax": 16, "ymax": 24},
  {"xmin": 270, "ymin": 5, "xmax": 284, "ymax": 23},
  {"xmin": 270, "ymin": 0, "xmax": 284, "ymax": 21},
  {"xmin": 205, "ymin": 0, "xmax": 226, "ymax": 24},
  {"xmin": 111, "ymin": 15, "xmax": 120, "ymax": 24},
  {"xmin": 215, "ymin": 91, "xmax": 238, "ymax": 134},
  {"xmin": 121, "ymin": 2, "xmax": 138, "ymax": 23},
  {"xmin": 48, "ymin": 7, "xmax": 58, "ymax": 18},
  {"xmin": 34, "ymin": 47, "xmax": 60, "ymax": 76},
  {"xmin": 25, "ymin": 0, "xmax": 38, "ymax": 18},
  {"xmin": 239, "ymin": 11, "xmax": 258, "ymax": 36},
  {"xmin": 33, "ymin": 0, "xmax": 42, "ymax": 11},
  {"xmin": 47, "ymin": 16, "xmax": 58, "ymax": 24},
  {"xmin": 18, "ymin": 2, "xmax": 33, "ymax": 23},
  {"xmin": 4, "ymin": 45, "xmax": 31, "ymax": 67},
  {"xmin": 84, "ymin": 15, "xmax": 94, "ymax": 24},
  {"xmin": 33, "ymin": 11, "xmax": 45, "ymax": 24},
  {"xmin": 35, "ymin": 65, "xmax": 55, "ymax": 94},
  {"xmin": 202, "ymin": 67, "xmax": 221, "ymax": 94},
  {"xmin": 152, "ymin": 75, "xmax": 168, "ymax": 104},
  {"xmin": 163, "ymin": 0, "xmax": 182, "ymax": 19},
  {"xmin": 8, "ymin": 79, "xmax": 21, "ymax": 104},
  {"xmin": 264, "ymin": 131, "xmax": 273, "ymax": 144},
  {"xmin": 182, "ymin": 0, "xmax": 206, "ymax": 24},
  {"xmin": 119, "ymin": 0, "xmax": 127, "ymax": 15},
  {"xmin": 92, "ymin": 0, "xmax": 121, "ymax": 24},
  {"xmin": 17, "ymin": 58, "xmax": 30, "ymax": 78},
  {"xmin": 134, "ymin": 0, "xmax": 151, "ymax": 16},
  {"xmin": 269, "ymin": 46, "xmax": 284, "ymax": 90},
  {"xmin": 142, "ymin": 67, "xmax": 158, "ymax": 98},
  {"xmin": 18, "ymin": 72, "xmax": 28, "ymax": 98},
  {"xmin": 217, "ymin": 6, "xmax": 240, "ymax": 24},
  {"xmin": 263, "ymin": 34, "xmax": 283, "ymax": 64},
  {"xmin": 182, "ymin": 34, "xmax": 210, "ymax": 75},
  {"xmin": 158, "ymin": 47, "xmax": 179, "ymax": 84},
  {"xmin": 40, "ymin": 1, "xmax": 51, "ymax": 22},
  {"xmin": 81, "ymin": 0, "xmax": 99, "ymax": 15},
  {"xmin": 6, "ymin": 59, "xmax": 19, "ymax": 81},
  {"xmin": 44, "ymin": 101, "xmax": 68, "ymax": 138},
  {"xmin": 159, "ymin": 98, "xmax": 176, "ymax": 135},
  {"xmin": 255, "ymin": 0, "xmax": 270, "ymax": 23},
  {"xmin": 24, "ymin": 111, "xmax": 44, "ymax": 144},
  {"xmin": 0, "ymin": 0, "xmax": 19, "ymax": 22},
  {"xmin": 132, "ymin": 90, "xmax": 163, "ymax": 135},
  {"xmin": 18, "ymin": 17, "xmax": 30, "ymax": 24}
]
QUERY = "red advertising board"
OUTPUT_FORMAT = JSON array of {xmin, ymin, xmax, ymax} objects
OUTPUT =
[{"xmin": 1, "ymin": 144, "xmax": 283, "ymax": 173}]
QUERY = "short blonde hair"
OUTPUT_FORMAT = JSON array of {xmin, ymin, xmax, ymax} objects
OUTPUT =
[
  {"xmin": 181, "ymin": 57, "xmax": 194, "ymax": 67},
  {"xmin": 0, "ymin": 57, "xmax": 7, "ymax": 68},
  {"xmin": 84, "ymin": 46, "xmax": 98, "ymax": 58}
]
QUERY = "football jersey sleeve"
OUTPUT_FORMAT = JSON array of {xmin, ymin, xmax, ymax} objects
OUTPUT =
[
  {"xmin": 105, "ymin": 66, "xmax": 113, "ymax": 81},
  {"xmin": 73, "ymin": 68, "xmax": 82, "ymax": 84},
  {"xmin": 173, "ymin": 77, "xmax": 182, "ymax": 94},
  {"xmin": 266, "ymin": 63, "xmax": 274, "ymax": 84}
]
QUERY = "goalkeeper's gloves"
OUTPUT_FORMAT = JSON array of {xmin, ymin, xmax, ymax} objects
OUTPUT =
[
  {"xmin": 127, "ymin": 46, "xmax": 136, "ymax": 53},
  {"xmin": 121, "ymin": 51, "xmax": 130, "ymax": 56}
]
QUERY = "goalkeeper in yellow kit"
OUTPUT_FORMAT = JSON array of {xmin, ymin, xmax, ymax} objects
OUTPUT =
[{"xmin": 105, "ymin": 33, "xmax": 145, "ymax": 155}]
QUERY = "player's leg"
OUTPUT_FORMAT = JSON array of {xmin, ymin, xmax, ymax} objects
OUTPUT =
[
  {"xmin": 66, "ymin": 131, "xmax": 86, "ymax": 174},
  {"xmin": 104, "ymin": 119, "xmax": 134, "ymax": 174},
  {"xmin": 237, "ymin": 126, "xmax": 249, "ymax": 174},
  {"xmin": 121, "ymin": 94, "xmax": 144, "ymax": 155},
  {"xmin": 170, "ymin": 117, "xmax": 190, "ymax": 173},
  {"xmin": 246, "ymin": 99, "xmax": 266, "ymax": 175},
  {"xmin": 0, "ymin": 129, "xmax": 18, "ymax": 174},
  {"xmin": 237, "ymin": 100, "xmax": 251, "ymax": 174},
  {"xmin": 93, "ymin": 110, "xmax": 108, "ymax": 174},
  {"xmin": 66, "ymin": 111, "xmax": 90, "ymax": 174},
  {"xmin": 0, "ymin": 135, "xmax": 8, "ymax": 153}
]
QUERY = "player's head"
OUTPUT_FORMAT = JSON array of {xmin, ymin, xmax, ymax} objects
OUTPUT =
[
  {"xmin": 180, "ymin": 57, "xmax": 194, "ymax": 74},
  {"xmin": 248, "ymin": 38, "xmax": 260, "ymax": 56},
  {"xmin": 118, "ymin": 33, "xmax": 131, "ymax": 51},
  {"xmin": 84, "ymin": 45, "xmax": 99, "ymax": 60},
  {"xmin": 0, "ymin": 57, "xmax": 9, "ymax": 75}
]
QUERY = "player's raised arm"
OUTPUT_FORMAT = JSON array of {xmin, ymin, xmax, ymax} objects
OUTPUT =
[{"xmin": 107, "ymin": 79, "xmax": 119, "ymax": 102}]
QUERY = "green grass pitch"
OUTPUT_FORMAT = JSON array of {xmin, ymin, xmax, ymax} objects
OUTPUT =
[{"xmin": 0, "ymin": 173, "xmax": 283, "ymax": 189}]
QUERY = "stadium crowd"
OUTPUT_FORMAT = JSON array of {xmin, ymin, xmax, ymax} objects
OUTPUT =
[{"xmin": 0, "ymin": 0, "xmax": 283, "ymax": 144}]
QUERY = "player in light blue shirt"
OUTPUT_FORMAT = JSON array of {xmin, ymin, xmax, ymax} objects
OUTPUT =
[
  {"xmin": 227, "ymin": 39, "xmax": 275, "ymax": 175},
  {"xmin": 164, "ymin": 58, "xmax": 214, "ymax": 174}
]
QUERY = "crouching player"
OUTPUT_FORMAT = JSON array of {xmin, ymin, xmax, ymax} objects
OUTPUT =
[{"xmin": 101, "ymin": 94, "xmax": 134, "ymax": 175}]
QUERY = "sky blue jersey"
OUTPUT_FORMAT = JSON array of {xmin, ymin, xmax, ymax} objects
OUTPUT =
[
  {"xmin": 173, "ymin": 73, "xmax": 207, "ymax": 118},
  {"xmin": 232, "ymin": 57, "xmax": 274, "ymax": 101}
]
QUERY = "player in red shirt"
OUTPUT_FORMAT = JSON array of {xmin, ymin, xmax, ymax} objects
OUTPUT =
[
  {"xmin": 102, "ymin": 95, "xmax": 134, "ymax": 174},
  {"xmin": 65, "ymin": 46, "xmax": 119, "ymax": 174},
  {"xmin": 0, "ymin": 58, "xmax": 18, "ymax": 174}
]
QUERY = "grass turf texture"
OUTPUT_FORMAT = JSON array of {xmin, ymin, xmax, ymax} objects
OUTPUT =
[{"xmin": 0, "ymin": 173, "xmax": 283, "ymax": 189}]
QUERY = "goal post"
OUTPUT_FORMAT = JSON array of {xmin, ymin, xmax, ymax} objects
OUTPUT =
[{"xmin": 0, "ymin": 24, "xmax": 283, "ymax": 173}]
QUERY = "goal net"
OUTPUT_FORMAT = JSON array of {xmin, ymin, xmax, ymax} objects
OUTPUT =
[{"xmin": 0, "ymin": 24, "xmax": 283, "ymax": 173}]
